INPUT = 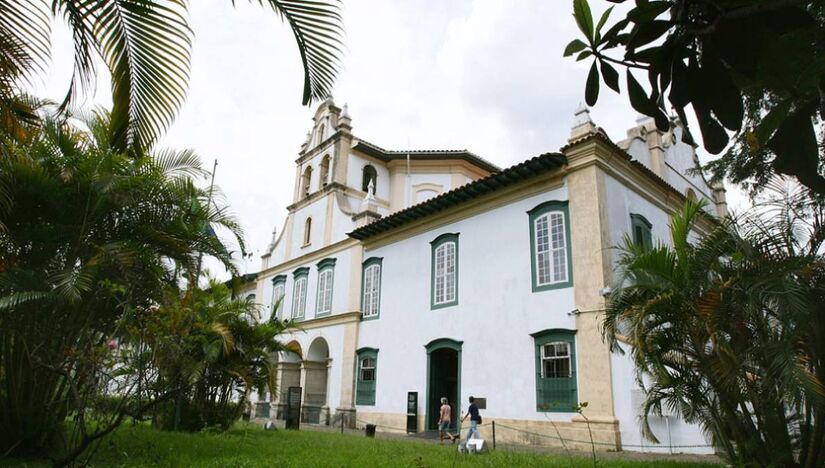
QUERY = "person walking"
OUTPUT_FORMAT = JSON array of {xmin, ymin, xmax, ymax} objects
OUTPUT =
[
  {"xmin": 438, "ymin": 397, "xmax": 455, "ymax": 444},
  {"xmin": 461, "ymin": 396, "xmax": 481, "ymax": 444}
]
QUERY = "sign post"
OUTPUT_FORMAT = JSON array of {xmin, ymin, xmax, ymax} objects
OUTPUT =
[
  {"xmin": 286, "ymin": 386, "xmax": 302, "ymax": 430},
  {"xmin": 406, "ymin": 392, "xmax": 418, "ymax": 433}
]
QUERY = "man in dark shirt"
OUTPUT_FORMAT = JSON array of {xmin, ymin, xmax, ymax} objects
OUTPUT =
[{"xmin": 461, "ymin": 396, "xmax": 481, "ymax": 443}]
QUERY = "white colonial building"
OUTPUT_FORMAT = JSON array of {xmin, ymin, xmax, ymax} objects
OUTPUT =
[{"xmin": 246, "ymin": 99, "xmax": 726, "ymax": 453}]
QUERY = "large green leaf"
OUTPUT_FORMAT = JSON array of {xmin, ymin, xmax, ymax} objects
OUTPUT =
[
  {"xmin": 573, "ymin": 0, "xmax": 594, "ymax": 43},
  {"xmin": 563, "ymin": 39, "xmax": 587, "ymax": 57},
  {"xmin": 600, "ymin": 60, "xmax": 620, "ymax": 92},
  {"xmin": 586, "ymin": 61, "xmax": 600, "ymax": 106},
  {"xmin": 768, "ymin": 103, "xmax": 825, "ymax": 194}
]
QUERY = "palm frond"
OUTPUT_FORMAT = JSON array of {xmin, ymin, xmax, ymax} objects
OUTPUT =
[
  {"xmin": 152, "ymin": 148, "xmax": 205, "ymax": 179},
  {"xmin": 0, "ymin": 290, "xmax": 53, "ymax": 310},
  {"xmin": 256, "ymin": 0, "xmax": 344, "ymax": 104},
  {"xmin": 0, "ymin": 0, "xmax": 50, "ymax": 84},
  {"xmin": 86, "ymin": 0, "xmax": 193, "ymax": 153}
]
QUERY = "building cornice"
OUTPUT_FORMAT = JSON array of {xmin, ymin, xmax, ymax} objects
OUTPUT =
[
  {"xmin": 564, "ymin": 135, "xmax": 718, "ymax": 233},
  {"xmin": 355, "ymin": 171, "xmax": 567, "ymax": 250},
  {"xmin": 353, "ymin": 139, "xmax": 501, "ymax": 173},
  {"xmin": 290, "ymin": 311, "xmax": 362, "ymax": 330},
  {"xmin": 287, "ymin": 182, "xmax": 390, "ymax": 212},
  {"xmin": 256, "ymin": 238, "xmax": 360, "ymax": 278},
  {"xmin": 295, "ymin": 130, "xmax": 348, "ymax": 164},
  {"xmin": 349, "ymin": 153, "xmax": 567, "ymax": 242}
]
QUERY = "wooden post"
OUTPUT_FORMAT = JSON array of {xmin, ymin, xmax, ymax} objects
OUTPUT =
[{"xmin": 492, "ymin": 421, "xmax": 496, "ymax": 450}]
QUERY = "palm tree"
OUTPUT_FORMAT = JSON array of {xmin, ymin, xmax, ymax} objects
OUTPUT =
[
  {"xmin": 147, "ymin": 280, "xmax": 298, "ymax": 432},
  {"xmin": 0, "ymin": 110, "xmax": 243, "ymax": 459},
  {"xmin": 0, "ymin": 0, "xmax": 343, "ymax": 152},
  {"xmin": 604, "ymin": 198, "xmax": 825, "ymax": 467}
]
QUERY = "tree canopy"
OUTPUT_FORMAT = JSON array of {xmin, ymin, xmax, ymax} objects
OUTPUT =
[
  {"xmin": 567, "ymin": 0, "xmax": 825, "ymax": 196},
  {"xmin": 0, "ymin": 0, "xmax": 344, "ymax": 153}
]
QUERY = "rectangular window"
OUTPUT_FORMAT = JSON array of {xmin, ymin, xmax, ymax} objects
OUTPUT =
[
  {"xmin": 272, "ymin": 282, "xmax": 285, "ymax": 319},
  {"xmin": 630, "ymin": 213, "xmax": 653, "ymax": 249},
  {"xmin": 431, "ymin": 234, "xmax": 459, "ymax": 309},
  {"xmin": 316, "ymin": 268, "xmax": 334, "ymax": 315},
  {"xmin": 529, "ymin": 201, "xmax": 573, "ymax": 292},
  {"xmin": 360, "ymin": 357, "xmax": 376, "ymax": 381},
  {"xmin": 292, "ymin": 276, "xmax": 307, "ymax": 319},
  {"xmin": 356, "ymin": 348, "xmax": 378, "ymax": 405},
  {"xmin": 535, "ymin": 212, "xmax": 567, "ymax": 285},
  {"xmin": 362, "ymin": 262, "xmax": 381, "ymax": 318},
  {"xmin": 541, "ymin": 342, "xmax": 571, "ymax": 378},
  {"xmin": 533, "ymin": 330, "xmax": 577, "ymax": 412}
]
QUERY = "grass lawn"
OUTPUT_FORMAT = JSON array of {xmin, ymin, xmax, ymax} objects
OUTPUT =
[{"xmin": 5, "ymin": 423, "xmax": 720, "ymax": 467}]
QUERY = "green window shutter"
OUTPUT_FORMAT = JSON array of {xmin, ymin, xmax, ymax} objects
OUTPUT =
[
  {"xmin": 356, "ymin": 348, "xmax": 378, "ymax": 406},
  {"xmin": 531, "ymin": 329, "xmax": 577, "ymax": 412},
  {"xmin": 630, "ymin": 213, "xmax": 653, "ymax": 250}
]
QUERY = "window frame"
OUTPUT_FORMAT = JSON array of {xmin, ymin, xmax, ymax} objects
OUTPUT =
[
  {"xmin": 531, "ymin": 329, "xmax": 578, "ymax": 412},
  {"xmin": 541, "ymin": 342, "xmax": 572, "ymax": 378},
  {"xmin": 360, "ymin": 257, "xmax": 383, "ymax": 320},
  {"xmin": 315, "ymin": 258, "xmax": 336, "ymax": 317},
  {"xmin": 528, "ymin": 201, "xmax": 573, "ymax": 292},
  {"xmin": 291, "ymin": 267, "xmax": 309, "ymax": 321},
  {"xmin": 355, "ymin": 347, "xmax": 379, "ymax": 406},
  {"xmin": 303, "ymin": 217, "xmax": 312, "ymax": 246},
  {"xmin": 630, "ymin": 213, "xmax": 653, "ymax": 250},
  {"xmin": 270, "ymin": 275, "xmax": 287, "ymax": 320},
  {"xmin": 430, "ymin": 233, "xmax": 459, "ymax": 310}
]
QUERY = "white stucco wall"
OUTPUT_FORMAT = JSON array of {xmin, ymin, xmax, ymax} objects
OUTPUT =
[
  {"xmin": 604, "ymin": 173, "xmax": 714, "ymax": 454},
  {"xmin": 663, "ymin": 126, "xmax": 713, "ymax": 202},
  {"xmin": 289, "ymin": 199, "xmax": 329, "ymax": 256},
  {"xmin": 258, "ymin": 247, "xmax": 354, "ymax": 323},
  {"xmin": 624, "ymin": 137, "xmax": 652, "ymax": 170},
  {"xmin": 347, "ymin": 153, "xmax": 391, "ymax": 200},
  {"xmin": 356, "ymin": 186, "xmax": 580, "ymax": 423}
]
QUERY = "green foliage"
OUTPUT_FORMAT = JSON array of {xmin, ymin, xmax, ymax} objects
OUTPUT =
[
  {"xmin": 0, "ymin": 0, "xmax": 343, "ymax": 153},
  {"xmin": 605, "ymin": 196, "xmax": 825, "ymax": 467},
  {"xmin": 567, "ymin": 0, "xmax": 825, "ymax": 197},
  {"xmin": 145, "ymin": 279, "xmax": 297, "ymax": 432},
  {"xmin": 0, "ymin": 111, "xmax": 241, "ymax": 461}
]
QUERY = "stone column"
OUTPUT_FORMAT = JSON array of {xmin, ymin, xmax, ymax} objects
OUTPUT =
[
  {"xmin": 336, "ymin": 320, "xmax": 359, "ymax": 428},
  {"xmin": 565, "ymin": 139, "xmax": 621, "ymax": 449}
]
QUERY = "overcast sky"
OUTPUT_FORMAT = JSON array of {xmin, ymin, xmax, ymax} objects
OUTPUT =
[{"xmin": 34, "ymin": 0, "xmax": 746, "ymax": 279}]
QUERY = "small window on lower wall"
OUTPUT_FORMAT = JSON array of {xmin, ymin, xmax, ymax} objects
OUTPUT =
[
  {"xmin": 356, "ymin": 348, "xmax": 378, "ymax": 406},
  {"xmin": 531, "ymin": 329, "xmax": 577, "ymax": 412},
  {"xmin": 630, "ymin": 213, "xmax": 653, "ymax": 249}
]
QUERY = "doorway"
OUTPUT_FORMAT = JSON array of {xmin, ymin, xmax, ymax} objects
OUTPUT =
[{"xmin": 425, "ymin": 338, "xmax": 462, "ymax": 431}]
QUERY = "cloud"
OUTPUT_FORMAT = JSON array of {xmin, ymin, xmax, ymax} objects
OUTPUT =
[{"xmin": 27, "ymin": 0, "xmax": 749, "ymax": 279}]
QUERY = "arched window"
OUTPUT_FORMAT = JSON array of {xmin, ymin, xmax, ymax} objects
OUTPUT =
[
  {"xmin": 303, "ymin": 217, "xmax": 312, "ymax": 245},
  {"xmin": 315, "ymin": 258, "xmax": 336, "ymax": 316},
  {"xmin": 291, "ymin": 267, "xmax": 309, "ymax": 320},
  {"xmin": 316, "ymin": 123, "xmax": 326, "ymax": 145},
  {"xmin": 319, "ymin": 155, "xmax": 331, "ymax": 187},
  {"xmin": 532, "ymin": 329, "xmax": 577, "ymax": 412},
  {"xmin": 356, "ymin": 348, "xmax": 378, "ymax": 406},
  {"xmin": 528, "ymin": 201, "xmax": 573, "ymax": 292},
  {"xmin": 630, "ymin": 213, "xmax": 653, "ymax": 249},
  {"xmin": 361, "ymin": 257, "xmax": 383, "ymax": 319},
  {"xmin": 362, "ymin": 165, "xmax": 377, "ymax": 193},
  {"xmin": 271, "ymin": 275, "xmax": 286, "ymax": 320},
  {"xmin": 686, "ymin": 188, "xmax": 697, "ymax": 201},
  {"xmin": 302, "ymin": 166, "xmax": 313, "ymax": 198},
  {"xmin": 430, "ymin": 233, "xmax": 459, "ymax": 309}
]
